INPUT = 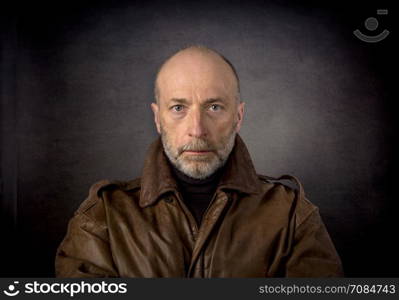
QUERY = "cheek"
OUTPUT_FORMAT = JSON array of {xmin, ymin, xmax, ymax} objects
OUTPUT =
[
  {"xmin": 162, "ymin": 115, "xmax": 187, "ymax": 137},
  {"xmin": 161, "ymin": 123, "xmax": 182, "ymax": 149},
  {"xmin": 213, "ymin": 115, "xmax": 236, "ymax": 133}
]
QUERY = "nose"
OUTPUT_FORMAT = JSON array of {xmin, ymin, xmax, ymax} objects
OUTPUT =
[{"xmin": 187, "ymin": 107, "xmax": 207, "ymax": 139}]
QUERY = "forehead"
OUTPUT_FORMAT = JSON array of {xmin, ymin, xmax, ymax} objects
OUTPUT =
[{"xmin": 157, "ymin": 51, "xmax": 237, "ymax": 101}]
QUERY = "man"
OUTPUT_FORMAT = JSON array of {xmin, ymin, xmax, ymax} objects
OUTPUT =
[{"xmin": 55, "ymin": 46, "xmax": 343, "ymax": 277}]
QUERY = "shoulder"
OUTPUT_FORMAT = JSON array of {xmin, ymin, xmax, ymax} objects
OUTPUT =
[
  {"xmin": 256, "ymin": 173, "xmax": 318, "ymax": 227},
  {"xmin": 75, "ymin": 177, "xmax": 142, "ymax": 217}
]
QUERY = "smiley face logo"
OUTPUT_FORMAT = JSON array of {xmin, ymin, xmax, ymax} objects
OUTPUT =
[
  {"xmin": 354, "ymin": 9, "xmax": 390, "ymax": 43},
  {"xmin": 3, "ymin": 281, "xmax": 20, "ymax": 297}
]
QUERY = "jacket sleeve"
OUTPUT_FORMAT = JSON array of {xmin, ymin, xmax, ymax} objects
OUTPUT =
[
  {"xmin": 55, "ymin": 181, "xmax": 119, "ymax": 278},
  {"xmin": 285, "ymin": 207, "xmax": 344, "ymax": 277}
]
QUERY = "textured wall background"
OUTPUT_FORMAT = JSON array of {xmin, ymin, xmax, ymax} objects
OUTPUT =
[{"xmin": 1, "ymin": 0, "xmax": 396, "ymax": 276}]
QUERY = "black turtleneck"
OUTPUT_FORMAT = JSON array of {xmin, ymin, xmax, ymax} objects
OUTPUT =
[{"xmin": 170, "ymin": 162, "xmax": 225, "ymax": 226}]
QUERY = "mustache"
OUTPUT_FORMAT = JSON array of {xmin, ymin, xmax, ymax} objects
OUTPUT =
[{"xmin": 179, "ymin": 139, "xmax": 215, "ymax": 154}]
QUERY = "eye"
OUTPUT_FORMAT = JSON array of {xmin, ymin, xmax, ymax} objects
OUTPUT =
[
  {"xmin": 209, "ymin": 104, "xmax": 222, "ymax": 111},
  {"xmin": 171, "ymin": 105, "xmax": 184, "ymax": 112}
]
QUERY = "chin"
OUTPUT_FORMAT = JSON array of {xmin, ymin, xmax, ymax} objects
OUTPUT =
[{"xmin": 181, "ymin": 161, "xmax": 219, "ymax": 179}]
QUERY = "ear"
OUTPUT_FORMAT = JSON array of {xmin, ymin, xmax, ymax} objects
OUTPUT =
[
  {"xmin": 235, "ymin": 101, "xmax": 245, "ymax": 132},
  {"xmin": 151, "ymin": 102, "xmax": 161, "ymax": 134}
]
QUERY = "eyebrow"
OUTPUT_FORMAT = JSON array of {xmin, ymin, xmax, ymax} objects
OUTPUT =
[
  {"xmin": 169, "ymin": 97, "xmax": 226, "ymax": 105},
  {"xmin": 169, "ymin": 98, "xmax": 189, "ymax": 104}
]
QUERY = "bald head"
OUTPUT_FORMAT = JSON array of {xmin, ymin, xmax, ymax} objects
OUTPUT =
[{"xmin": 154, "ymin": 46, "xmax": 240, "ymax": 104}]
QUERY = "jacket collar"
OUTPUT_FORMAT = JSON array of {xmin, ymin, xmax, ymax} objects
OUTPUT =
[{"xmin": 139, "ymin": 134, "xmax": 262, "ymax": 208}]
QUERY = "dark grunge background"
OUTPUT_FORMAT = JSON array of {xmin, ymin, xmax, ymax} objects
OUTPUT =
[{"xmin": 1, "ymin": 0, "xmax": 397, "ymax": 277}]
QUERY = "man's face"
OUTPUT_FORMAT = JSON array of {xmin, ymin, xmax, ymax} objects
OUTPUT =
[{"xmin": 151, "ymin": 49, "xmax": 245, "ymax": 179}]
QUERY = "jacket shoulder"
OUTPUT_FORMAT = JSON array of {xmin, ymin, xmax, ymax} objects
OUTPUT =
[
  {"xmin": 257, "ymin": 174, "xmax": 318, "ymax": 227},
  {"xmin": 76, "ymin": 177, "xmax": 142, "ymax": 215},
  {"xmin": 257, "ymin": 174, "xmax": 299, "ymax": 196},
  {"xmin": 75, "ymin": 180, "xmax": 111, "ymax": 215}
]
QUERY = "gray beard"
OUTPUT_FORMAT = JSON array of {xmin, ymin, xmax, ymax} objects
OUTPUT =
[{"xmin": 161, "ymin": 126, "xmax": 237, "ymax": 180}]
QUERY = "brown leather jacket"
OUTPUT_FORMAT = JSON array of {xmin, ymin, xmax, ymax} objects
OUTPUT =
[{"xmin": 55, "ymin": 135, "xmax": 344, "ymax": 277}]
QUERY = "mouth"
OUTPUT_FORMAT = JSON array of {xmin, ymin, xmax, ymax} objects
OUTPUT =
[{"xmin": 184, "ymin": 150, "xmax": 212, "ymax": 155}]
